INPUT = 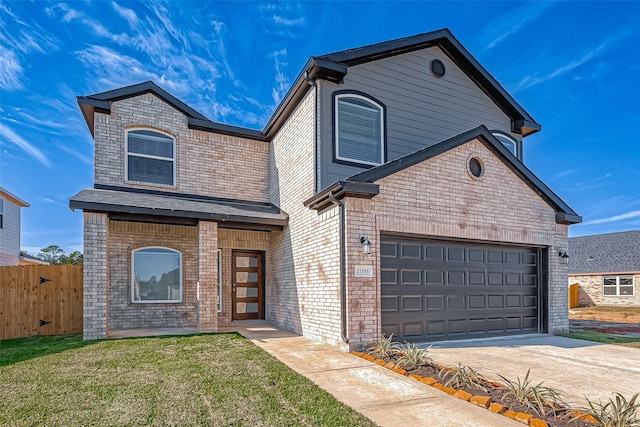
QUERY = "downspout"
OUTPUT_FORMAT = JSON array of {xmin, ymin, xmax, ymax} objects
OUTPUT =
[{"xmin": 328, "ymin": 191, "xmax": 348, "ymax": 343}]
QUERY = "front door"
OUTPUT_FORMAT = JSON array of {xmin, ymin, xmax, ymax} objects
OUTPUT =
[{"xmin": 232, "ymin": 251, "xmax": 264, "ymax": 320}]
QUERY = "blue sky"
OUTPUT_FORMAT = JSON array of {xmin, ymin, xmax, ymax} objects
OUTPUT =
[{"xmin": 1, "ymin": 1, "xmax": 639, "ymax": 255}]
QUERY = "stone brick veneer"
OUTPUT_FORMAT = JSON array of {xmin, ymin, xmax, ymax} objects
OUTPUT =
[
  {"xmin": 93, "ymin": 93, "xmax": 270, "ymax": 203},
  {"xmin": 83, "ymin": 212, "xmax": 108, "ymax": 340},
  {"xmin": 342, "ymin": 137, "xmax": 570, "ymax": 348},
  {"xmin": 107, "ymin": 220, "xmax": 199, "ymax": 331},
  {"xmin": 569, "ymin": 274, "xmax": 640, "ymax": 306},
  {"xmin": 268, "ymin": 89, "xmax": 344, "ymax": 347}
]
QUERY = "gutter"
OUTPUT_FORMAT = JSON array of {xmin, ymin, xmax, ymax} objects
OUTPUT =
[{"xmin": 328, "ymin": 191, "xmax": 348, "ymax": 343}]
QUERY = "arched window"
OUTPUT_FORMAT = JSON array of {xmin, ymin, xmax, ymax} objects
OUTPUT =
[
  {"xmin": 132, "ymin": 247, "xmax": 182, "ymax": 303},
  {"xmin": 335, "ymin": 93, "xmax": 385, "ymax": 166},
  {"xmin": 126, "ymin": 129, "xmax": 175, "ymax": 185},
  {"xmin": 491, "ymin": 131, "xmax": 518, "ymax": 157}
]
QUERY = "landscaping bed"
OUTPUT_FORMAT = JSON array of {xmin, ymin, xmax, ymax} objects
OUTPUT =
[{"xmin": 352, "ymin": 336, "xmax": 640, "ymax": 427}]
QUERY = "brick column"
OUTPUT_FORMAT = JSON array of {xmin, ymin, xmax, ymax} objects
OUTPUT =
[
  {"xmin": 83, "ymin": 212, "xmax": 108, "ymax": 340},
  {"xmin": 345, "ymin": 197, "xmax": 378, "ymax": 350},
  {"xmin": 197, "ymin": 220, "xmax": 218, "ymax": 332},
  {"xmin": 548, "ymin": 227, "xmax": 569, "ymax": 334}
]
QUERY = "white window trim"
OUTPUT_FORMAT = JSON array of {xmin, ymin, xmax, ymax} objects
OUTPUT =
[
  {"xmin": 602, "ymin": 275, "xmax": 635, "ymax": 297},
  {"xmin": 491, "ymin": 131, "xmax": 518, "ymax": 158},
  {"xmin": 0, "ymin": 198, "xmax": 3, "ymax": 229},
  {"xmin": 125, "ymin": 128, "xmax": 176, "ymax": 187},
  {"xmin": 335, "ymin": 94, "xmax": 384, "ymax": 166},
  {"xmin": 131, "ymin": 246, "xmax": 183, "ymax": 303},
  {"xmin": 217, "ymin": 249, "xmax": 223, "ymax": 312}
]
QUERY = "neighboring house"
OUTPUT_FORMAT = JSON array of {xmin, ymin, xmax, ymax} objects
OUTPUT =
[
  {"xmin": 569, "ymin": 231, "xmax": 640, "ymax": 307},
  {"xmin": 19, "ymin": 251, "xmax": 49, "ymax": 266},
  {"xmin": 70, "ymin": 29, "xmax": 581, "ymax": 348},
  {"xmin": 0, "ymin": 187, "xmax": 30, "ymax": 266}
]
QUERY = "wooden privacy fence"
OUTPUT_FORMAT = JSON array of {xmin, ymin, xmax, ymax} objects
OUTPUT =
[
  {"xmin": 568, "ymin": 283, "xmax": 580, "ymax": 309},
  {"xmin": 1, "ymin": 265, "xmax": 83, "ymax": 340}
]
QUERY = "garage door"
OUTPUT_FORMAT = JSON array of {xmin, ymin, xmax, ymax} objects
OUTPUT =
[{"xmin": 381, "ymin": 236, "xmax": 542, "ymax": 342}]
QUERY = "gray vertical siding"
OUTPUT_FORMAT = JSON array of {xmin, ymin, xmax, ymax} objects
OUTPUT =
[
  {"xmin": 0, "ymin": 198, "xmax": 21, "ymax": 264},
  {"xmin": 319, "ymin": 46, "xmax": 522, "ymax": 188}
]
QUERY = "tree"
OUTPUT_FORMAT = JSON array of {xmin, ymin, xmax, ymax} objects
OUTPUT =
[
  {"xmin": 38, "ymin": 245, "xmax": 65, "ymax": 264},
  {"xmin": 59, "ymin": 251, "xmax": 83, "ymax": 265},
  {"xmin": 37, "ymin": 246, "xmax": 83, "ymax": 265}
]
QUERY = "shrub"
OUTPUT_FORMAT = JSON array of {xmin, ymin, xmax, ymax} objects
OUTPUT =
[
  {"xmin": 366, "ymin": 334, "xmax": 400, "ymax": 359},
  {"xmin": 439, "ymin": 363, "xmax": 488, "ymax": 392},
  {"xmin": 395, "ymin": 342, "xmax": 433, "ymax": 370},
  {"xmin": 498, "ymin": 369, "xmax": 565, "ymax": 416},
  {"xmin": 580, "ymin": 392, "xmax": 640, "ymax": 427}
]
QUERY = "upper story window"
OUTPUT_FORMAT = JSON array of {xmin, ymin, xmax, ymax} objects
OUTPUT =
[
  {"xmin": 0, "ymin": 198, "xmax": 3, "ymax": 229},
  {"xmin": 603, "ymin": 275, "xmax": 634, "ymax": 297},
  {"xmin": 126, "ymin": 129, "xmax": 175, "ymax": 186},
  {"xmin": 132, "ymin": 247, "xmax": 182, "ymax": 303},
  {"xmin": 491, "ymin": 131, "xmax": 518, "ymax": 158},
  {"xmin": 335, "ymin": 93, "xmax": 385, "ymax": 166}
]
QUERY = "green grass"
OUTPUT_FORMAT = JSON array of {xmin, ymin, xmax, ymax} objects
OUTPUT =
[
  {"xmin": 564, "ymin": 331, "xmax": 640, "ymax": 348},
  {"xmin": 0, "ymin": 334, "xmax": 376, "ymax": 426}
]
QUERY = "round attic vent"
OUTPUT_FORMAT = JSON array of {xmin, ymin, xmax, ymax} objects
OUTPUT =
[
  {"xmin": 431, "ymin": 59, "xmax": 446, "ymax": 78},
  {"xmin": 468, "ymin": 157, "xmax": 484, "ymax": 178}
]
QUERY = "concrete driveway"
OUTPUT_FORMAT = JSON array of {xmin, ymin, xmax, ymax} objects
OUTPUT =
[{"xmin": 429, "ymin": 334, "xmax": 640, "ymax": 407}]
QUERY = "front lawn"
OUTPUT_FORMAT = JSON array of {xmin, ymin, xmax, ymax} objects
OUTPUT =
[
  {"xmin": 564, "ymin": 331, "xmax": 640, "ymax": 349},
  {"xmin": 0, "ymin": 334, "xmax": 376, "ymax": 426}
]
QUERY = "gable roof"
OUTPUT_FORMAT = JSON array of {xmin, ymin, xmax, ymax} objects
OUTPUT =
[
  {"xmin": 77, "ymin": 81, "xmax": 267, "ymax": 141},
  {"xmin": 0, "ymin": 186, "xmax": 29, "ymax": 207},
  {"xmin": 78, "ymin": 28, "xmax": 540, "ymax": 140},
  {"xmin": 569, "ymin": 230, "xmax": 640, "ymax": 274},
  {"xmin": 305, "ymin": 125, "xmax": 581, "ymax": 225}
]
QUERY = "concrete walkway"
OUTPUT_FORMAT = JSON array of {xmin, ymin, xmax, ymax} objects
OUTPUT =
[
  {"xmin": 429, "ymin": 334, "xmax": 640, "ymax": 407},
  {"xmin": 232, "ymin": 324, "xmax": 518, "ymax": 427}
]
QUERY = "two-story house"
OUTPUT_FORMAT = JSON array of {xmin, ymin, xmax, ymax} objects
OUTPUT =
[
  {"xmin": 71, "ymin": 29, "xmax": 581, "ymax": 349},
  {"xmin": 0, "ymin": 187, "xmax": 30, "ymax": 266}
]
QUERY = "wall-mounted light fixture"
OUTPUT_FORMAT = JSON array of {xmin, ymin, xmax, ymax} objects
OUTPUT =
[
  {"xmin": 558, "ymin": 251, "xmax": 569, "ymax": 265},
  {"xmin": 360, "ymin": 236, "xmax": 371, "ymax": 255}
]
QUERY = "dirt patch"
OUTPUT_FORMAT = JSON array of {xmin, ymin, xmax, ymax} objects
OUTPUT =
[
  {"xmin": 570, "ymin": 319, "xmax": 640, "ymax": 338},
  {"xmin": 569, "ymin": 306, "xmax": 640, "ymax": 323}
]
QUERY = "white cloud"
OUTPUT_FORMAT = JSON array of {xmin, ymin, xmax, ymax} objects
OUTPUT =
[
  {"xmin": 273, "ymin": 15, "xmax": 305, "ymax": 26},
  {"xmin": 271, "ymin": 48, "xmax": 290, "ymax": 105},
  {"xmin": 483, "ymin": 1, "xmax": 555, "ymax": 51},
  {"xmin": 554, "ymin": 169, "xmax": 578, "ymax": 179},
  {"xmin": 112, "ymin": 2, "xmax": 139, "ymax": 27},
  {"xmin": 512, "ymin": 27, "xmax": 635, "ymax": 92},
  {"xmin": 581, "ymin": 210, "xmax": 640, "ymax": 225},
  {"xmin": 0, "ymin": 122, "xmax": 52, "ymax": 168},
  {"xmin": 59, "ymin": 145, "xmax": 92, "ymax": 165},
  {"xmin": 0, "ymin": 45, "xmax": 23, "ymax": 90}
]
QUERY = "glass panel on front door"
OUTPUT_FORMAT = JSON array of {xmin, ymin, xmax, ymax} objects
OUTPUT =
[{"xmin": 232, "ymin": 251, "xmax": 264, "ymax": 320}]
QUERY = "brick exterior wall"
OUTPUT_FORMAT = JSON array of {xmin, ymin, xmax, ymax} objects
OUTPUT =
[
  {"xmin": 197, "ymin": 221, "xmax": 218, "ymax": 331},
  {"xmin": 93, "ymin": 93, "xmax": 270, "ymax": 203},
  {"xmin": 569, "ymin": 274, "xmax": 640, "ymax": 306},
  {"xmin": 107, "ymin": 221, "xmax": 199, "ymax": 331},
  {"xmin": 342, "ymin": 137, "xmax": 570, "ymax": 348},
  {"xmin": 268, "ymin": 89, "xmax": 345, "ymax": 347},
  {"xmin": 83, "ymin": 212, "xmax": 108, "ymax": 340}
]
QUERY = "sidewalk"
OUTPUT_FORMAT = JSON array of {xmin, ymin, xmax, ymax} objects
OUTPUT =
[{"xmin": 230, "ymin": 324, "xmax": 518, "ymax": 427}]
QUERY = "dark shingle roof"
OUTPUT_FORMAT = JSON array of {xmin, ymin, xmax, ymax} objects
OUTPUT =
[
  {"xmin": 569, "ymin": 230, "xmax": 640, "ymax": 274},
  {"xmin": 69, "ymin": 186, "xmax": 288, "ymax": 230}
]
